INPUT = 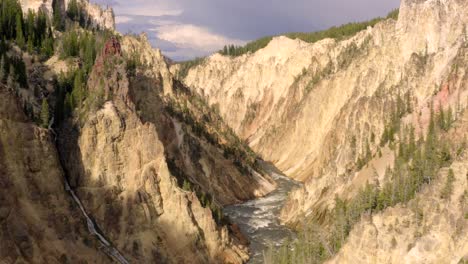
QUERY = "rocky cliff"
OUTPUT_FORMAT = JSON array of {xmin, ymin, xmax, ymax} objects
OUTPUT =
[
  {"xmin": 55, "ymin": 34, "xmax": 274, "ymax": 263},
  {"xmin": 180, "ymin": 0, "xmax": 467, "ymax": 222},
  {"xmin": 19, "ymin": 0, "xmax": 115, "ymax": 30},
  {"xmin": 0, "ymin": 84, "xmax": 110, "ymax": 263},
  {"xmin": 328, "ymin": 109, "xmax": 468, "ymax": 263}
]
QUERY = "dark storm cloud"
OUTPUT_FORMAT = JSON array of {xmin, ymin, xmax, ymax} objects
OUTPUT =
[
  {"xmin": 176, "ymin": 0, "xmax": 400, "ymax": 40},
  {"xmin": 91, "ymin": 0, "xmax": 401, "ymax": 60}
]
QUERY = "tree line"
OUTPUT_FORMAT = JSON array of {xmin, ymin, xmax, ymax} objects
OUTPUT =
[
  {"xmin": 220, "ymin": 9, "xmax": 399, "ymax": 57},
  {"xmin": 0, "ymin": 0, "xmax": 54, "ymax": 57}
]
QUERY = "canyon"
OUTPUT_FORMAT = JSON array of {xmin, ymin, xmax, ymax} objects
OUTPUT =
[
  {"xmin": 0, "ymin": 0, "xmax": 467, "ymax": 263},
  {"xmin": 179, "ymin": 0, "xmax": 468, "ymax": 262}
]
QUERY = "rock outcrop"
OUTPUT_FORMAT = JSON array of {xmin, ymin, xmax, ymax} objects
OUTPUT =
[
  {"xmin": 57, "ymin": 35, "xmax": 274, "ymax": 263},
  {"xmin": 19, "ymin": 0, "xmax": 115, "ymax": 30},
  {"xmin": 74, "ymin": 0, "xmax": 115, "ymax": 30},
  {"xmin": 180, "ymin": 0, "xmax": 468, "ymax": 226},
  {"xmin": 0, "ymin": 84, "xmax": 109, "ymax": 263},
  {"xmin": 19, "ymin": 0, "xmax": 53, "ymax": 17}
]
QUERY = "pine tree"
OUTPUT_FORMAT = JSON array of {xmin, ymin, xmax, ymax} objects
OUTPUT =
[
  {"xmin": 182, "ymin": 180, "xmax": 191, "ymax": 191},
  {"xmin": 41, "ymin": 31, "xmax": 54, "ymax": 57},
  {"xmin": 0, "ymin": 55, "xmax": 5, "ymax": 82},
  {"xmin": 440, "ymin": 169, "xmax": 455, "ymax": 199},
  {"xmin": 424, "ymin": 104, "xmax": 438, "ymax": 184},
  {"xmin": 53, "ymin": 0, "xmax": 64, "ymax": 31},
  {"xmin": 7, "ymin": 65, "xmax": 16, "ymax": 90},
  {"xmin": 15, "ymin": 13, "xmax": 25, "ymax": 47},
  {"xmin": 438, "ymin": 105, "xmax": 445, "ymax": 131},
  {"xmin": 40, "ymin": 98, "xmax": 50, "ymax": 128},
  {"xmin": 25, "ymin": 10, "xmax": 36, "ymax": 46},
  {"xmin": 27, "ymin": 37, "xmax": 34, "ymax": 53},
  {"xmin": 408, "ymin": 125, "xmax": 416, "ymax": 157},
  {"xmin": 67, "ymin": 0, "xmax": 80, "ymax": 21},
  {"xmin": 405, "ymin": 91, "xmax": 412, "ymax": 113},
  {"xmin": 446, "ymin": 107, "xmax": 453, "ymax": 130},
  {"xmin": 72, "ymin": 70, "xmax": 84, "ymax": 106},
  {"xmin": 35, "ymin": 10, "xmax": 48, "ymax": 46}
]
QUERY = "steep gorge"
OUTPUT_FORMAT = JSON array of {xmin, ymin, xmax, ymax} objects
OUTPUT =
[
  {"xmin": 0, "ymin": 84, "xmax": 110, "ymax": 263},
  {"xmin": 56, "ymin": 34, "xmax": 276, "ymax": 263},
  {"xmin": 1, "ymin": 0, "xmax": 467, "ymax": 262},
  {"xmin": 180, "ymin": 0, "xmax": 467, "ymax": 224},
  {"xmin": 178, "ymin": 0, "xmax": 468, "ymax": 262},
  {"xmin": 0, "ymin": 0, "xmax": 275, "ymax": 263}
]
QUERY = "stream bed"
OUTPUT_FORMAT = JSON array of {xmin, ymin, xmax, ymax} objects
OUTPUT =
[{"xmin": 224, "ymin": 163, "xmax": 301, "ymax": 263}]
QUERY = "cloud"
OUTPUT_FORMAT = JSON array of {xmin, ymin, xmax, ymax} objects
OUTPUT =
[
  {"xmin": 115, "ymin": 16, "xmax": 133, "ymax": 24},
  {"xmin": 119, "ymin": 8, "xmax": 182, "ymax": 17},
  {"xmin": 92, "ymin": 0, "xmax": 401, "ymax": 60},
  {"xmin": 91, "ymin": 0, "xmax": 119, "ymax": 6},
  {"xmin": 111, "ymin": 0, "xmax": 182, "ymax": 17},
  {"xmin": 153, "ymin": 24, "xmax": 245, "ymax": 52}
]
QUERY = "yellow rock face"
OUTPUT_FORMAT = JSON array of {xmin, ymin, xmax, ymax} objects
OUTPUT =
[{"xmin": 182, "ymin": 0, "xmax": 468, "ymax": 224}]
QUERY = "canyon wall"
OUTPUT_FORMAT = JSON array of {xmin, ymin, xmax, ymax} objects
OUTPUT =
[
  {"xmin": 328, "ymin": 109, "xmax": 468, "ymax": 263},
  {"xmin": 57, "ymin": 35, "xmax": 274, "ymax": 263},
  {"xmin": 19, "ymin": 0, "xmax": 115, "ymax": 30},
  {"xmin": 0, "ymin": 84, "xmax": 109, "ymax": 263},
  {"xmin": 181, "ymin": 0, "xmax": 468, "ymax": 226}
]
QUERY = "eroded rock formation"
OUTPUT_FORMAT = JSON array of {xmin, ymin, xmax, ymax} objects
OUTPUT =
[
  {"xmin": 57, "ymin": 35, "xmax": 274, "ymax": 263},
  {"xmin": 0, "ymin": 85, "xmax": 109, "ymax": 263},
  {"xmin": 180, "ymin": 0, "xmax": 468, "ymax": 224},
  {"xmin": 19, "ymin": 0, "xmax": 115, "ymax": 30}
]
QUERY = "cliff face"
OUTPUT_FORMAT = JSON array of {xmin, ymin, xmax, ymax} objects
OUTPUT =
[
  {"xmin": 57, "ymin": 35, "xmax": 274, "ymax": 264},
  {"xmin": 19, "ymin": 0, "xmax": 115, "ymax": 30},
  {"xmin": 181, "ymin": 0, "xmax": 468, "ymax": 225},
  {"xmin": 328, "ymin": 109, "xmax": 468, "ymax": 264},
  {"xmin": 0, "ymin": 85, "xmax": 108, "ymax": 263},
  {"xmin": 19, "ymin": 0, "xmax": 53, "ymax": 17}
]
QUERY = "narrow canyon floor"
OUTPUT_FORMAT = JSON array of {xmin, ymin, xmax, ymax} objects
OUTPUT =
[{"xmin": 225, "ymin": 162, "xmax": 302, "ymax": 263}]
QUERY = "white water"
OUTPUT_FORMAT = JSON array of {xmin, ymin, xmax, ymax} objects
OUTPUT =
[
  {"xmin": 224, "ymin": 164, "xmax": 301, "ymax": 263},
  {"xmin": 65, "ymin": 182, "xmax": 130, "ymax": 264}
]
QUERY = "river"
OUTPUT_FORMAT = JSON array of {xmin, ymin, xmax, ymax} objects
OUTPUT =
[{"xmin": 224, "ymin": 163, "xmax": 301, "ymax": 263}]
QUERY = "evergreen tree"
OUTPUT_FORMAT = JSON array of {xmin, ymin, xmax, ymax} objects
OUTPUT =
[
  {"xmin": 440, "ymin": 169, "xmax": 455, "ymax": 199},
  {"xmin": 0, "ymin": 55, "xmax": 5, "ymax": 82},
  {"xmin": 27, "ymin": 37, "xmax": 34, "ymax": 53},
  {"xmin": 35, "ymin": 10, "xmax": 47, "ymax": 46},
  {"xmin": 72, "ymin": 69, "xmax": 85, "ymax": 106},
  {"xmin": 15, "ymin": 13, "xmax": 25, "ymax": 47},
  {"xmin": 40, "ymin": 98, "xmax": 50, "ymax": 128},
  {"xmin": 65, "ymin": 92, "xmax": 73, "ymax": 116},
  {"xmin": 446, "ymin": 107, "xmax": 453, "ymax": 131},
  {"xmin": 61, "ymin": 30, "xmax": 79, "ymax": 58},
  {"xmin": 408, "ymin": 125, "xmax": 416, "ymax": 157},
  {"xmin": 40, "ymin": 29, "xmax": 54, "ymax": 57},
  {"xmin": 424, "ymin": 104, "xmax": 438, "ymax": 184},
  {"xmin": 10, "ymin": 55, "xmax": 27, "ymax": 88},
  {"xmin": 53, "ymin": 0, "xmax": 64, "ymax": 31},
  {"xmin": 67, "ymin": 0, "xmax": 80, "ymax": 21},
  {"xmin": 405, "ymin": 91, "xmax": 412, "ymax": 113},
  {"xmin": 438, "ymin": 106, "xmax": 445, "ymax": 131},
  {"xmin": 82, "ymin": 33, "xmax": 96, "ymax": 73},
  {"xmin": 6, "ymin": 64, "xmax": 16, "ymax": 90},
  {"xmin": 182, "ymin": 180, "xmax": 191, "ymax": 191},
  {"xmin": 25, "ymin": 10, "xmax": 36, "ymax": 46},
  {"xmin": 332, "ymin": 196, "xmax": 348, "ymax": 251}
]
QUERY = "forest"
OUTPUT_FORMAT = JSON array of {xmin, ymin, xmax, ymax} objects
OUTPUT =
[
  {"xmin": 0, "ymin": 0, "xmax": 115, "ymax": 127},
  {"xmin": 219, "ymin": 9, "xmax": 399, "ymax": 57},
  {"xmin": 264, "ymin": 96, "xmax": 464, "ymax": 264}
]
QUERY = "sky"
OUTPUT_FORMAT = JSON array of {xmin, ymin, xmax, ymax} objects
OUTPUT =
[{"xmin": 92, "ymin": 0, "xmax": 401, "ymax": 61}]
